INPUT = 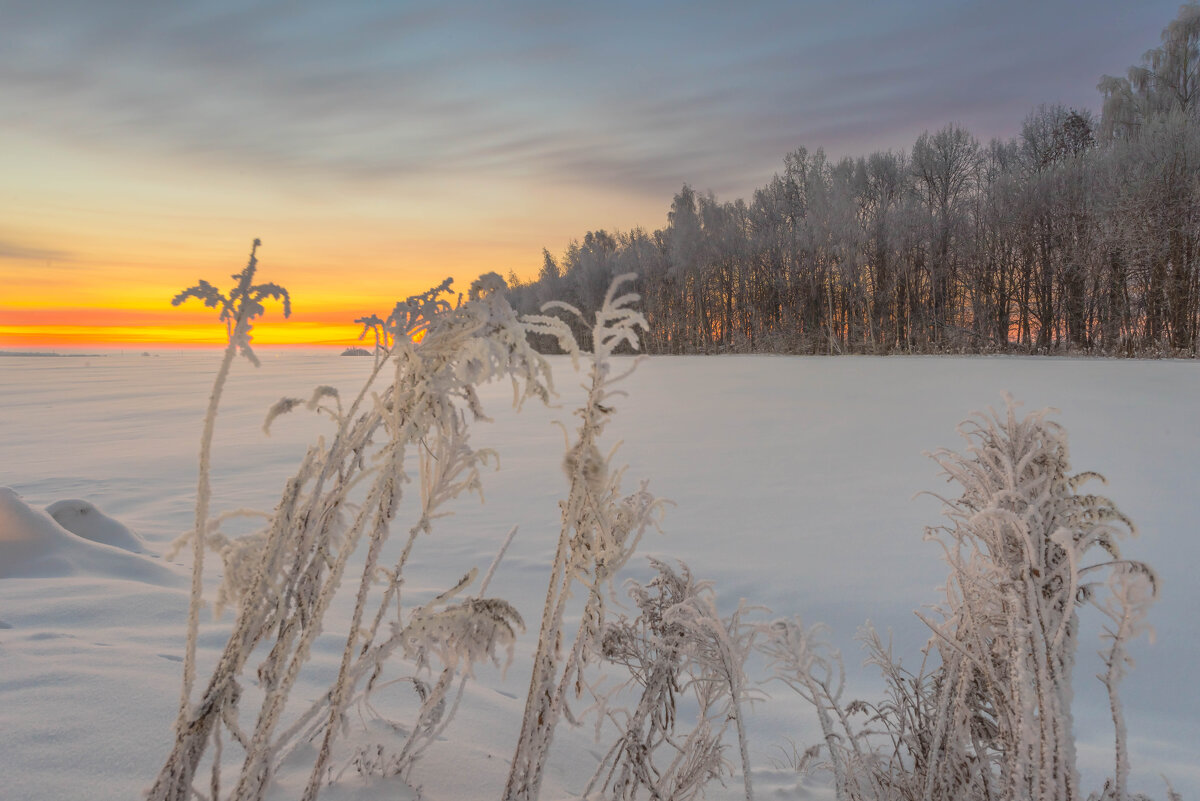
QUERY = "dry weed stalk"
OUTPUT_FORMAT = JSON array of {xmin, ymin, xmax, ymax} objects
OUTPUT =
[
  {"xmin": 503, "ymin": 274, "xmax": 664, "ymax": 801},
  {"xmin": 168, "ymin": 239, "xmax": 290, "ymax": 720},
  {"xmin": 587, "ymin": 559, "xmax": 757, "ymax": 801}
]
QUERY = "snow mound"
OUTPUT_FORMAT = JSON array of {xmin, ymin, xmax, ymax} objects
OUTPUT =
[
  {"xmin": 45, "ymin": 498, "xmax": 148, "ymax": 553},
  {"xmin": 0, "ymin": 488, "xmax": 182, "ymax": 586}
]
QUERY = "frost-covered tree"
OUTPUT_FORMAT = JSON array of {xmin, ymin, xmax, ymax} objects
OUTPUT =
[
  {"xmin": 911, "ymin": 124, "xmax": 980, "ymax": 344},
  {"xmin": 1100, "ymin": 2, "xmax": 1200, "ymax": 141}
]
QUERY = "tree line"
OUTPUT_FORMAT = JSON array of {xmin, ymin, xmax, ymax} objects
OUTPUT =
[{"xmin": 509, "ymin": 5, "xmax": 1200, "ymax": 356}]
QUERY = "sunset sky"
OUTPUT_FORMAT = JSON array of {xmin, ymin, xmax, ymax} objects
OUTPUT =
[{"xmin": 0, "ymin": 0, "xmax": 1180, "ymax": 348}]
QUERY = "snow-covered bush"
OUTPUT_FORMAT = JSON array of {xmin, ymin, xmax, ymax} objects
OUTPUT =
[
  {"xmin": 764, "ymin": 397, "xmax": 1160, "ymax": 801},
  {"xmin": 150, "ymin": 249, "xmax": 557, "ymax": 801}
]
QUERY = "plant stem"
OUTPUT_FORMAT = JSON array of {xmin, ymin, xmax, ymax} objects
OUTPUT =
[{"xmin": 180, "ymin": 336, "xmax": 239, "ymax": 719}]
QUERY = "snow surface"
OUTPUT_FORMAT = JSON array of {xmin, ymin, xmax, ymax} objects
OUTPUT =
[{"xmin": 0, "ymin": 351, "xmax": 1196, "ymax": 800}]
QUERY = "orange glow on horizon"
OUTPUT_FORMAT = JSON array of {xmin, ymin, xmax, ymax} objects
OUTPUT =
[
  {"xmin": 0, "ymin": 321, "xmax": 366, "ymax": 349},
  {"xmin": 0, "ymin": 132, "xmax": 666, "ymax": 351},
  {"xmin": 0, "ymin": 251, "xmax": 535, "ymax": 349}
]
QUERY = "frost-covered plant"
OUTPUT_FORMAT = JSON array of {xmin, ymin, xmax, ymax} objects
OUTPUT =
[
  {"xmin": 919, "ymin": 397, "xmax": 1157, "ymax": 801},
  {"xmin": 586, "ymin": 558, "xmax": 757, "ymax": 801},
  {"xmin": 167, "ymin": 239, "xmax": 290, "ymax": 720},
  {"xmin": 150, "ymin": 271, "xmax": 553, "ymax": 801},
  {"xmin": 1092, "ymin": 565, "xmax": 1160, "ymax": 801},
  {"xmin": 759, "ymin": 618, "xmax": 880, "ymax": 801},
  {"xmin": 765, "ymin": 397, "xmax": 1159, "ymax": 801},
  {"xmin": 761, "ymin": 619, "xmax": 949, "ymax": 801},
  {"xmin": 278, "ymin": 526, "xmax": 525, "ymax": 788},
  {"xmin": 503, "ymin": 275, "xmax": 663, "ymax": 801}
]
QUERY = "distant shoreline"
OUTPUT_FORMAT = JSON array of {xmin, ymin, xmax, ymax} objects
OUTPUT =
[{"xmin": 0, "ymin": 351, "xmax": 105, "ymax": 358}]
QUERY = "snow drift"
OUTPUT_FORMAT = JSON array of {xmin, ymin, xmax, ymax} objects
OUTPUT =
[{"xmin": 0, "ymin": 488, "xmax": 180, "ymax": 585}]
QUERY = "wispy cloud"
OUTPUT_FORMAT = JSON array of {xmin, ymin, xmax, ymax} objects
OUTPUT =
[
  {"xmin": 0, "ymin": 0, "xmax": 1181, "ymax": 203},
  {"xmin": 0, "ymin": 240, "xmax": 72, "ymax": 262}
]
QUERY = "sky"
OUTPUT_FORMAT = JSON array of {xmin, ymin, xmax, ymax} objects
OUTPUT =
[{"xmin": 0, "ymin": 0, "xmax": 1185, "ymax": 348}]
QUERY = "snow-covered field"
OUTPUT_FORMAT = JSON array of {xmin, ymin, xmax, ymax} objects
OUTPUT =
[{"xmin": 1, "ymin": 351, "xmax": 1196, "ymax": 800}]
